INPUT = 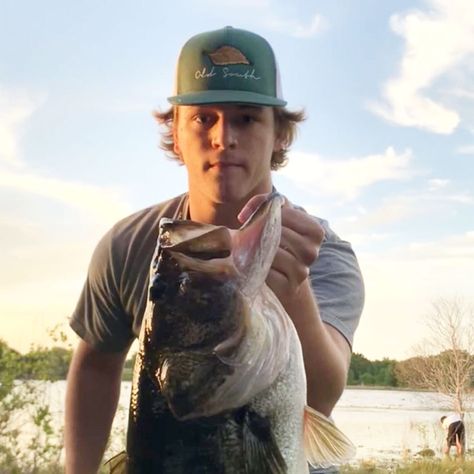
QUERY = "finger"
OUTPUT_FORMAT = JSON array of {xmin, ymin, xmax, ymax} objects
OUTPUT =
[
  {"xmin": 280, "ymin": 226, "xmax": 320, "ymax": 266},
  {"xmin": 266, "ymin": 264, "xmax": 309, "ymax": 301},
  {"xmin": 281, "ymin": 206, "xmax": 324, "ymax": 241},
  {"xmin": 270, "ymin": 249, "xmax": 310, "ymax": 287},
  {"xmin": 266, "ymin": 267, "xmax": 289, "ymax": 298}
]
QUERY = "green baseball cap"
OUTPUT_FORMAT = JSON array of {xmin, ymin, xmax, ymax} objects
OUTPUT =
[{"xmin": 168, "ymin": 26, "xmax": 287, "ymax": 107}]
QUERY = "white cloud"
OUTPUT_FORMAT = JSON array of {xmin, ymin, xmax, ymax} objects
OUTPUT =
[
  {"xmin": 354, "ymin": 195, "xmax": 422, "ymax": 227},
  {"xmin": 456, "ymin": 144, "xmax": 474, "ymax": 155},
  {"xmin": 265, "ymin": 14, "xmax": 327, "ymax": 38},
  {"xmin": 0, "ymin": 167, "xmax": 131, "ymax": 221},
  {"xmin": 406, "ymin": 230, "xmax": 474, "ymax": 259},
  {"xmin": 0, "ymin": 86, "xmax": 43, "ymax": 166},
  {"xmin": 354, "ymin": 231, "xmax": 474, "ymax": 359},
  {"xmin": 0, "ymin": 84, "xmax": 131, "ymax": 221},
  {"xmin": 443, "ymin": 193, "xmax": 474, "ymax": 204},
  {"xmin": 370, "ymin": 0, "xmax": 474, "ymax": 134},
  {"xmin": 449, "ymin": 87, "xmax": 474, "ymax": 101},
  {"xmin": 335, "ymin": 186, "xmax": 473, "ymax": 233},
  {"xmin": 428, "ymin": 178, "xmax": 450, "ymax": 190},
  {"xmin": 197, "ymin": 2, "xmax": 326, "ymax": 38},
  {"xmin": 280, "ymin": 147, "xmax": 415, "ymax": 200},
  {"xmin": 203, "ymin": 0, "xmax": 270, "ymax": 6}
]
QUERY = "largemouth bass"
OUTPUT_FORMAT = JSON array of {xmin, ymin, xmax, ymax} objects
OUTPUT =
[{"xmin": 107, "ymin": 192, "xmax": 355, "ymax": 473}]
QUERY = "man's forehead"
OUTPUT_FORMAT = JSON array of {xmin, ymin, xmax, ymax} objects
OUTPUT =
[{"xmin": 178, "ymin": 104, "xmax": 269, "ymax": 114}]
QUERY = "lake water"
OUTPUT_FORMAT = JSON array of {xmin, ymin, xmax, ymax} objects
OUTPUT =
[{"xmin": 23, "ymin": 382, "xmax": 474, "ymax": 464}]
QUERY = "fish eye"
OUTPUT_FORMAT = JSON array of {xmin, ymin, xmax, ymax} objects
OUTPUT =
[{"xmin": 149, "ymin": 273, "xmax": 168, "ymax": 301}]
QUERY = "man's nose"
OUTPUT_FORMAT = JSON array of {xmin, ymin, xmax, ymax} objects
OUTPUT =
[{"xmin": 210, "ymin": 117, "xmax": 237, "ymax": 150}]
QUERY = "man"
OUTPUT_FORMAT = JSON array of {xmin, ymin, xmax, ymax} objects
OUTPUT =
[
  {"xmin": 65, "ymin": 26, "xmax": 364, "ymax": 473},
  {"xmin": 441, "ymin": 414, "xmax": 465, "ymax": 457}
]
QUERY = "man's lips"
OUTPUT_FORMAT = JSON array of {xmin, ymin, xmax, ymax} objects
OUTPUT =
[{"xmin": 207, "ymin": 162, "xmax": 243, "ymax": 169}]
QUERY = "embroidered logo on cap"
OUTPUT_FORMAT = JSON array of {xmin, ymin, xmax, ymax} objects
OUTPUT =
[{"xmin": 208, "ymin": 46, "xmax": 250, "ymax": 65}]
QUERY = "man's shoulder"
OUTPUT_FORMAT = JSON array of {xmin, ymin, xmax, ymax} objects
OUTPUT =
[
  {"xmin": 98, "ymin": 194, "xmax": 186, "ymax": 254},
  {"xmin": 111, "ymin": 194, "xmax": 186, "ymax": 235}
]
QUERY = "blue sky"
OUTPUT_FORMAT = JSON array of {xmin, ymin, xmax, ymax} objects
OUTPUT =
[{"xmin": 1, "ymin": 0, "xmax": 473, "ymax": 360}]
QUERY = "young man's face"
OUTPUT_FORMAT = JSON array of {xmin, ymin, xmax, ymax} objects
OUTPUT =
[{"xmin": 173, "ymin": 104, "xmax": 281, "ymax": 206}]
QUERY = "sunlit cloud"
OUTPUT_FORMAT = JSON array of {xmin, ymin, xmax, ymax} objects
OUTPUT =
[
  {"xmin": 203, "ymin": 0, "xmax": 270, "ymax": 6},
  {"xmin": 406, "ymin": 230, "xmax": 474, "ymax": 260},
  {"xmin": 0, "ymin": 86, "xmax": 43, "ymax": 166},
  {"xmin": 280, "ymin": 147, "xmax": 415, "ymax": 200},
  {"xmin": 198, "ymin": 1, "xmax": 326, "ymax": 38},
  {"xmin": 428, "ymin": 178, "xmax": 450, "ymax": 190},
  {"xmin": 456, "ymin": 144, "xmax": 474, "ymax": 155},
  {"xmin": 264, "ymin": 14, "xmax": 328, "ymax": 38},
  {"xmin": 0, "ymin": 168, "xmax": 131, "ymax": 221},
  {"xmin": 369, "ymin": 0, "xmax": 474, "ymax": 134},
  {"xmin": 0, "ymin": 85, "xmax": 131, "ymax": 223},
  {"xmin": 354, "ymin": 231, "xmax": 474, "ymax": 359},
  {"xmin": 351, "ymin": 195, "xmax": 421, "ymax": 228},
  {"xmin": 449, "ymin": 87, "xmax": 474, "ymax": 101},
  {"xmin": 335, "ymin": 187, "xmax": 473, "ymax": 232}
]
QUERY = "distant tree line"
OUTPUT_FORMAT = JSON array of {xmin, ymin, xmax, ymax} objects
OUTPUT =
[
  {"xmin": 1, "ymin": 339, "xmax": 473, "ymax": 391},
  {"xmin": 0, "ymin": 340, "xmax": 72, "ymax": 381},
  {"xmin": 348, "ymin": 351, "xmax": 474, "ymax": 390},
  {"xmin": 347, "ymin": 353, "xmax": 398, "ymax": 387}
]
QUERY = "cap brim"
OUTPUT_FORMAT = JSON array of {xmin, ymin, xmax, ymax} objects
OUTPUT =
[{"xmin": 167, "ymin": 90, "xmax": 287, "ymax": 107}]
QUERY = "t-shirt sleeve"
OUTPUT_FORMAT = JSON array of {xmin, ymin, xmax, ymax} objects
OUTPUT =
[
  {"xmin": 309, "ymin": 219, "xmax": 364, "ymax": 348},
  {"xmin": 69, "ymin": 227, "xmax": 135, "ymax": 352}
]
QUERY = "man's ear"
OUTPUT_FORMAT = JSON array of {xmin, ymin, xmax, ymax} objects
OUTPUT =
[
  {"xmin": 273, "ymin": 135, "xmax": 286, "ymax": 153},
  {"xmin": 173, "ymin": 126, "xmax": 182, "ymax": 157}
]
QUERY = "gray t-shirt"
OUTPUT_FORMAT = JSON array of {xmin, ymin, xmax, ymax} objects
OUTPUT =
[{"xmin": 70, "ymin": 193, "xmax": 364, "ymax": 352}]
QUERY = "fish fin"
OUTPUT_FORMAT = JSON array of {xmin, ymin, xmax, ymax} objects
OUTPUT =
[
  {"xmin": 204, "ymin": 286, "xmax": 291, "ymax": 415},
  {"xmin": 243, "ymin": 410, "xmax": 287, "ymax": 474},
  {"xmin": 103, "ymin": 451, "xmax": 128, "ymax": 473},
  {"xmin": 303, "ymin": 405, "xmax": 356, "ymax": 468}
]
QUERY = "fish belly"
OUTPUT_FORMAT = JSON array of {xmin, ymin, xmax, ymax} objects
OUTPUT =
[{"xmin": 249, "ymin": 325, "xmax": 309, "ymax": 474}]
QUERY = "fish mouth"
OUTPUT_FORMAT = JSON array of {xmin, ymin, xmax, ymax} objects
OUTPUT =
[{"xmin": 157, "ymin": 192, "xmax": 284, "ymax": 282}]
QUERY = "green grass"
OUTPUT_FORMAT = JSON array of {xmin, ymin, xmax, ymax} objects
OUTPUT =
[{"xmin": 341, "ymin": 457, "xmax": 474, "ymax": 473}]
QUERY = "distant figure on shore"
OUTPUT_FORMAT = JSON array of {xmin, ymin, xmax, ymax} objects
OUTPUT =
[{"xmin": 440, "ymin": 413, "xmax": 465, "ymax": 457}]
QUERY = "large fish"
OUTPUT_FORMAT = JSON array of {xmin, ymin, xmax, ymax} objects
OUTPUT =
[{"xmin": 107, "ymin": 192, "xmax": 355, "ymax": 473}]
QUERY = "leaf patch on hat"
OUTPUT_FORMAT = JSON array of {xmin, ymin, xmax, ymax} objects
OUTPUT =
[{"xmin": 208, "ymin": 46, "xmax": 250, "ymax": 65}]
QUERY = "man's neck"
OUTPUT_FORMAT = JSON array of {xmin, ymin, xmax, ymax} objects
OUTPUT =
[
  {"xmin": 186, "ymin": 184, "xmax": 273, "ymax": 229},
  {"xmin": 188, "ymin": 198, "xmax": 244, "ymax": 229}
]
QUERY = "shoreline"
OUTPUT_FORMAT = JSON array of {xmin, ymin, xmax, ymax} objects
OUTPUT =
[{"xmin": 345, "ymin": 385, "xmax": 437, "ymax": 393}]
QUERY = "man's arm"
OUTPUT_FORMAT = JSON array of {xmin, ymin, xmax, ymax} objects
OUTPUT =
[
  {"xmin": 238, "ymin": 194, "xmax": 361, "ymax": 415},
  {"xmin": 266, "ymin": 202, "xmax": 352, "ymax": 416},
  {"xmin": 65, "ymin": 339, "xmax": 129, "ymax": 474},
  {"xmin": 279, "ymin": 279, "xmax": 351, "ymax": 416}
]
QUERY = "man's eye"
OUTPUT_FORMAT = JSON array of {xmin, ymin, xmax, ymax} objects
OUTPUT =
[
  {"xmin": 194, "ymin": 115, "xmax": 210, "ymax": 124},
  {"xmin": 240, "ymin": 114, "xmax": 256, "ymax": 124}
]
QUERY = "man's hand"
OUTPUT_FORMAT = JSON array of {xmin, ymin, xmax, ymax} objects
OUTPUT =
[
  {"xmin": 238, "ymin": 193, "xmax": 325, "ymax": 310},
  {"xmin": 239, "ymin": 193, "xmax": 350, "ymax": 415}
]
